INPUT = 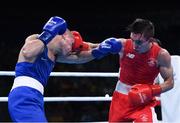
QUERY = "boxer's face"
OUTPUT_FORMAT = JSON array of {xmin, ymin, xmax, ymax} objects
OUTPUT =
[
  {"xmin": 130, "ymin": 32, "xmax": 150, "ymax": 53},
  {"xmin": 54, "ymin": 29, "xmax": 74, "ymax": 56}
]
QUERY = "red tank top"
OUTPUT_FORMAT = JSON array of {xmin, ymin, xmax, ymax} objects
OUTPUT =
[{"xmin": 119, "ymin": 39, "xmax": 161, "ymax": 85}]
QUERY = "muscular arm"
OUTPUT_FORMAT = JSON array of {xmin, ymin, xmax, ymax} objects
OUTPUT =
[
  {"xmin": 57, "ymin": 37, "xmax": 125, "ymax": 63},
  {"xmin": 158, "ymin": 49, "xmax": 174, "ymax": 93},
  {"xmin": 56, "ymin": 50, "xmax": 94, "ymax": 64},
  {"xmin": 18, "ymin": 34, "xmax": 45, "ymax": 62},
  {"xmin": 56, "ymin": 43, "xmax": 98, "ymax": 64}
]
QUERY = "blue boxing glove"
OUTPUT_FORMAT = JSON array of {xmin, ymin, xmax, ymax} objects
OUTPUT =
[
  {"xmin": 38, "ymin": 16, "xmax": 67, "ymax": 45},
  {"xmin": 92, "ymin": 37, "xmax": 122, "ymax": 59},
  {"xmin": 91, "ymin": 48, "xmax": 108, "ymax": 59},
  {"xmin": 99, "ymin": 38, "xmax": 122, "ymax": 54}
]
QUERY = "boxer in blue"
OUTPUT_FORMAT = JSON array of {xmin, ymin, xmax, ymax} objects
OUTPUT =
[
  {"xmin": 8, "ymin": 16, "xmax": 68, "ymax": 122},
  {"xmin": 8, "ymin": 16, "xmax": 98, "ymax": 122}
]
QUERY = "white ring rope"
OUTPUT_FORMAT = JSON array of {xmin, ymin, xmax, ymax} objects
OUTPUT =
[
  {"xmin": 0, "ymin": 95, "xmax": 112, "ymax": 102},
  {"xmin": 0, "ymin": 71, "xmax": 119, "ymax": 77},
  {"xmin": 0, "ymin": 71, "xmax": 116, "ymax": 102}
]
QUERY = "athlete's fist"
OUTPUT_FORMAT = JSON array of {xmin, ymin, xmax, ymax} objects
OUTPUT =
[
  {"xmin": 38, "ymin": 16, "xmax": 67, "ymax": 45},
  {"xmin": 128, "ymin": 84, "xmax": 161, "ymax": 106},
  {"xmin": 71, "ymin": 31, "xmax": 89, "ymax": 52},
  {"xmin": 92, "ymin": 37, "xmax": 122, "ymax": 59},
  {"xmin": 99, "ymin": 38, "xmax": 122, "ymax": 54}
]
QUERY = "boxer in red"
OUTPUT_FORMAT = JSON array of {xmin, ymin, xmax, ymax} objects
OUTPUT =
[{"xmin": 91, "ymin": 18, "xmax": 174, "ymax": 122}]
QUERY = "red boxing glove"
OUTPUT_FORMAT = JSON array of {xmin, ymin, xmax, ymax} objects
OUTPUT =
[
  {"xmin": 71, "ymin": 31, "xmax": 90, "ymax": 52},
  {"xmin": 128, "ymin": 84, "xmax": 161, "ymax": 106}
]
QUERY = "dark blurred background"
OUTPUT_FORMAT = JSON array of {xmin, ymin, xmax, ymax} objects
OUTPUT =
[{"xmin": 0, "ymin": 1, "xmax": 179, "ymax": 122}]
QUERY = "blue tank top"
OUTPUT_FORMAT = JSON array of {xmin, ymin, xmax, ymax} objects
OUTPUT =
[{"xmin": 15, "ymin": 46, "xmax": 55, "ymax": 86}]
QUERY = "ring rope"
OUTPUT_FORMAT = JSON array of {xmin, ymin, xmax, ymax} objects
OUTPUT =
[
  {"xmin": 0, "ymin": 96, "xmax": 112, "ymax": 102},
  {"xmin": 0, "ymin": 71, "xmax": 119, "ymax": 77}
]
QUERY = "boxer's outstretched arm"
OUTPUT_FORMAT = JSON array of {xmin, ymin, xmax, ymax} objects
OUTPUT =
[{"xmin": 56, "ymin": 48, "xmax": 95, "ymax": 64}]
